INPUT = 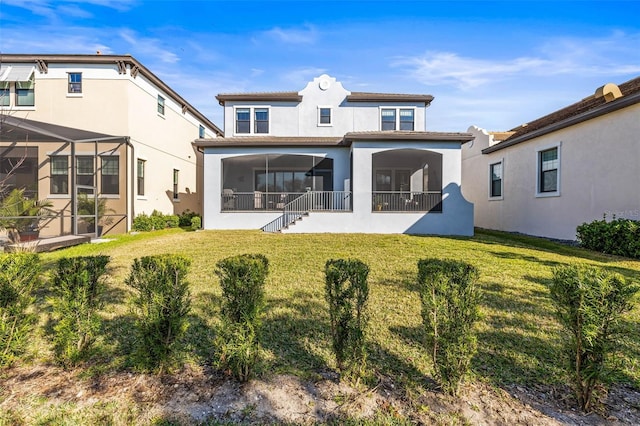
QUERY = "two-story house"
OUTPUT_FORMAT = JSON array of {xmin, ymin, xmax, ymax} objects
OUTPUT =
[
  {"xmin": 195, "ymin": 74, "xmax": 474, "ymax": 235},
  {"xmin": 1, "ymin": 54, "xmax": 222, "ymax": 239}
]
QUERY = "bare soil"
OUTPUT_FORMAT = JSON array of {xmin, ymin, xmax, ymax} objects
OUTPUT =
[{"xmin": 1, "ymin": 365, "xmax": 639, "ymax": 425}]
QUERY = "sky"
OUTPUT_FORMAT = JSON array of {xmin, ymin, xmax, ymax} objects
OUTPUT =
[{"xmin": 1, "ymin": 0, "xmax": 639, "ymax": 132}]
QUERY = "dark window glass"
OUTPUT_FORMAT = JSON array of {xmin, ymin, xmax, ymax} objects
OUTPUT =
[
  {"xmin": 68, "ymin": 73, "xmax": 82, "ymax": 93},
  {"xmin": 0, "ymin": 82, "xmax": 9, "ymax": 106},
  {"xmin": 399, "ymin": 109, "xmax": 414, "ymax": 131},
  {"xmin": 236, "ymin": 108, "xmax": 250, "ymax": 133},
  {"xmin": 16, "ymin": 80, "xmax": 34, "ymax": 106},
  {"xmin": 157, "ymin": 95, "xmax": 165, "ymax": 115},
  {"xmin": 255, "ymin": 108, "xmax": 269, "ymax": 133},
  {"xmin": 319, "ymin": 107, "xmax": 331, "ymax": 124},
  {"xmin": 50, "ymin": 156, "xmax": 69, "ymax": 194},
  {"xmin": 76, "ymin": 156, "xmax": 94, "ymax": 187},
  {"xmin": 490, "ymin": 162, "xmax": 502, "ymax": 197},
  {"xmin": 101, "ymin": 156, "xmax": 119, "ymax": 194},
  {"xmin": 173, "ymin": 169, "xmax": 179, "ymax": 199},
  {"xmin": 137, "ymin": 159, "xmax": 145, "ymax": 196},
  {"xmin": 381, "ymin": 109, "xmax": 396, "ymax": 130},
  {"xmin": 199, "ymin": 125, "xmax": 205, "ymax": 138},
  {"xmin": 539, "ymin": 148, "xmax": 558, "ymax": 193}
]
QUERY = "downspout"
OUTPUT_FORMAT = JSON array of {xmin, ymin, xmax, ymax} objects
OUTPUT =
[{"xmin": 125, "ymin": 136, "xmax": 133, "ymax": 232}]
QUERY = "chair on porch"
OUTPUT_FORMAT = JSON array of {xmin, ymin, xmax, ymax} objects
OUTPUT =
[{"xmin": 222, "ymin": 189, "xmax": 236, "ymax": 210}]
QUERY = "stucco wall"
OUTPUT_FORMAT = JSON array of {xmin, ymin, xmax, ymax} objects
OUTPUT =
[
  {"xmin": 462, "ymin": 103, "xmax": 640, "ymax": 240},
  {"xmin": 222, "ymin": 74, "xmax": 427, "ymax": 137}
]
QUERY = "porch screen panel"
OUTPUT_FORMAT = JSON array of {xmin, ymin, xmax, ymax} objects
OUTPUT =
[{"xmin": 0, "ymin": 146, "xmax": 38, "ymax": 199}]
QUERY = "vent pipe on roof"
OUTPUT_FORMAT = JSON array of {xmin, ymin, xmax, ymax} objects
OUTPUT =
[{"xmin": 595, "ymin": 83, "xmax": 623, "ymax": 102}]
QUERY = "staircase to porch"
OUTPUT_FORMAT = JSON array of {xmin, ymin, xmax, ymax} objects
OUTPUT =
[{"xmin": 261, "ymin": 191, "xmax": 351, "ymax": 233}]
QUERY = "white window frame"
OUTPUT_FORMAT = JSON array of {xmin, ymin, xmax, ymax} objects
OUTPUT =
[
  {"xmin": 317, "ymin": 106, "xmax": 332, "ymax": 126},
  {"xmin": 232, "ymin": 106, "xmax": 271, "ymax": 136},
  {"xmin": 173, "ymin": 168, "xmax": 180, "ymax": 201},
  {"xmin": 67, "ymin": 72, "xmax": 82, "ymax": 97},
  {"xmin": 488, "ymin": 158, "xmax": 504, "ymax": 200},
  {"xmin": 157, "ymin": 95, "xmax": 165, "ymax": 117},
  {"xmin": 379, "ymin": 106, "xmax": 416, "ymax": 131},
  {"xmin": 536, "ymin": 142, "xmax": 561, "ymax": 198}
]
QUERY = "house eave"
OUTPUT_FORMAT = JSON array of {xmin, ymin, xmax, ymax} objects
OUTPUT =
[
  {"xmin": 482, "ymin": 90, "xmax": 640, "ymax": 154},
  {"xmin": 216, "ymin": 92, "xmax": 303, "ymax": 106},
  {"xmin": 344, "ymin": 131, "xmax": 474, "ymax": 143}
]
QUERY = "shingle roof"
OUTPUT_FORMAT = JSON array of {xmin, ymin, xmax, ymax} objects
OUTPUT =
[
  {"xmin": 483, "ymin": 76, "xmax": 640, "ymax": 154},
  {"xmin": 346, "ymin": 92, "xmax": 434, "ymax": 105},
  {"xmin": 215, "ymin": 92, "xmax": 303, "ymax": 105},
  {"xmin": 194, "ymin": 131, "xmax": 473, "ymax": 148}
]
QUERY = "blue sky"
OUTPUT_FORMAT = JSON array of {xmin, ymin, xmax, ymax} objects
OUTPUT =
[{"xmin": 1, "ymin": 0, "xmax": 639, "ymax": 132}]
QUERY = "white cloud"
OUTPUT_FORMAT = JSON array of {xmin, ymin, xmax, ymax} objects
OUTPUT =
[
  {"xmin": 264, "ymin": 24, "xmax": 318, "ymax": 44},
  {"xmin": 119, "ymin": 29, "xmax": 179, "ymax": 64},
  {"xmin": 1, "ymin": 0, "xmax": 135, "ymax": 19},
  {"xmin": 394, "ymin": 32, "xmax": 640, "ymax": 90},
  {"xmin": 282, "ymin": 67, "xmax": 327, "ymax": 87}
]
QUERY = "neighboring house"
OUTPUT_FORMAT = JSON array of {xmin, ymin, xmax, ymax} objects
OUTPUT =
[
  {"xmin": 0, "ymin": 54, "xmax": 222, "ymax": 238},
  {"xmin": 195, "ymin": 74, "xmax": 474, "ymax": 235},
  {"xmin": 462, "ymin": 76, "xmax": 640, "ymax": 241}
]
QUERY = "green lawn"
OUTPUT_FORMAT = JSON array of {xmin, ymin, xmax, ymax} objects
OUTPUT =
[{"xmin": 5, "ymin": 228, "xmax": 639, "ymax": 423}]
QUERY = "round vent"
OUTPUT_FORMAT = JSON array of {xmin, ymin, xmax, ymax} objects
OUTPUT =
[{"xmin": 319, "ymin": 78, "xmax": 331, "ymax": 90}]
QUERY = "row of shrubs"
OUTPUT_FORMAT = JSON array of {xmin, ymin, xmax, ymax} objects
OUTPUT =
[
  {"xmin": 577, "ymin": 216, "xmax": 640, "ymax": 259},
  {"xmin": 132, "ymin": 210, "xmax": 201, "ymax": 232},
  {"xmin": 0, "ymin": 252, "xmax": 637, "ymax": 412}
]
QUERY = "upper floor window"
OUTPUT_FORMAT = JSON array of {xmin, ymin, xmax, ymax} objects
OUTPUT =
[
  {"xmin": 489, "ymin": 161, "xmax": 503, "ymax": 198},
  {"xmin": 68, "ymin": 73, "xmax": 82, "ymax": 93},
  {"xmin": 381, "ymin": 109, "xmax": 396, "ymax": 130},
  {"xmin": 381, "ymin": 108, "xmax": 416, "ymax": 131},
  {"xmin": 0, "ymin": 82, "xmax": 9, "ymax": 107},
  {"xmin": 50, "ymin": 156, "xmax": 69, "ymax": 195},
  {"xmin": 236, "ymin": 108, "xmax": 250, "ymax": 133},
  {"xmin": 234, "ymin": 107, "xmax": 270, "ymax": 135},
  {"xmin": 16, "ymin": 80, "xmax": 35, "ymax": 107},
  {"xmin": 157, "ymin": 95, "xmax": 165, "ymax": 115},
  {"xmin": 254, "ymin": 108, "xmax": 269, "ymax": 133},
  {"xmin": 199, "ymin": 125, "xmax": 205, "ymax": 138},
  {"xmin": 101, "ymin": 156, "xmax": 119, "ymax": 194},
  {"xmin": 538, "ymin": 146, "xmax": 560, "ymax": 195},
  {"xmin": 399, "ymin": 109, "xmax": 414, "ymax": 131},
  {"xmin": 318, "ymin": 107, "xmax": 332, "ymax": 126}
]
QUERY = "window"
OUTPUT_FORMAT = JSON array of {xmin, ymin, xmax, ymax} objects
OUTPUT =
[
  {"xmin": 254, "ymin": 108, "xmax": 269, "ymax": 133},
  {"xmin": 16, "ymin": 80, "xmax": 35, "ymax": 106},
  {"xmin": 50, "ymin": 156, "xmax": 69, "ymax": 195},
  {"xmin": 157, "ymin": 95, "xmax": 165, "ymax": 115},
  {"xmin": 101, "ymin": 157, "xmax": 119, "ymax": 194},
  {"xmin": 236, "ymin": 108, "xmax": 250, "ymax": 133},
  {"xmin": 76, "ymin": 156, "xmax": 94, "ymax": 187},
  {"xmin": 399, "ymin": 109, "xmax": 414, "ymax": 131},
  {"xmin": 489, "ymin": 162, "xmax": 503, "ymax": 198},
  {"xmin": 318, "ymin": 107, "xmax": 331, "ymax": 125},
  {"xmin": 538, "ymin": 147, "xmax": 559, "ymax": 194},
  {"xmin": 173, "ymin": 169, "xmax": 179, "ymax": 200},
  {"xmin": 0, "ymin": 82, "xmax": 9, "ymax": 107},
  {"xmin": 199, "ymin": 125, "xmax": 205, "ymax": 138},
  {"xmin": 68, "ymin": 73, "xmax": 82, "ymax": 93},
  {"xmin": 381, "ymin": 109, "xmax": 396, "ymax": 130},
  {"xmin": 137, "ymin": 159, "xmax": 145, "ymax": 196}
]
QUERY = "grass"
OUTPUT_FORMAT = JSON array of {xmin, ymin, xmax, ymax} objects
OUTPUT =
[{"xmin": 3, "ymin": 228, "xmax": 640, "ymax": 423}]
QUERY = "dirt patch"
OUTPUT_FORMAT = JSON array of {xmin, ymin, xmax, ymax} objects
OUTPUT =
[{"xmin": 1, "ymin": 365, "xmax": 639, "ymax": 424}]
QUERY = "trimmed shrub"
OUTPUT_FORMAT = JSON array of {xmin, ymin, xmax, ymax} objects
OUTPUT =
[
  {"xmin": 0, "ymin": 253, "xmax": 40, "ymax": 367},
  {"xmin": 190, "ymin": 216, "xmax": 201, "ymax": 231},
  {"xmin": 324, "ymin": 258, "xmax": 370, "ymax": 379},
  {"xmin": 417, "ymin": 258, "xmax": 480, "ymax": 396},
  {"xmin": 126, "ymin": 254, "xmax": 191, "ymax": 373},
  {"xmin": 132, "ymin": 210, "xmax": 181, "ymax": 232},
  {"xmin": 51, "ymin": 255, "xmax": 110, "ymax": 367},
  {"xmin": 178, "ymin": 209, "xmax": 200, "ymax": 227},
  {"xmin": 549, "ymin": 265, "xmax": 639, "ymax": 411},
  {"xmin": 577, "ymin": 216, "xmax": 640, "ymax": 259},
  {"xmin": 214, "ymin": 253, "xmax": 269, "ymax": 381}
]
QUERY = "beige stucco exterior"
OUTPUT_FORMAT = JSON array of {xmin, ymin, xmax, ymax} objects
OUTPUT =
[
  {"xmin": 1, "ymin": 55, "xmax": 220, "ymax": 238},
  {"xmin": 462, "ymin": 102, "xmax": 640, "ymax": 241}
]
